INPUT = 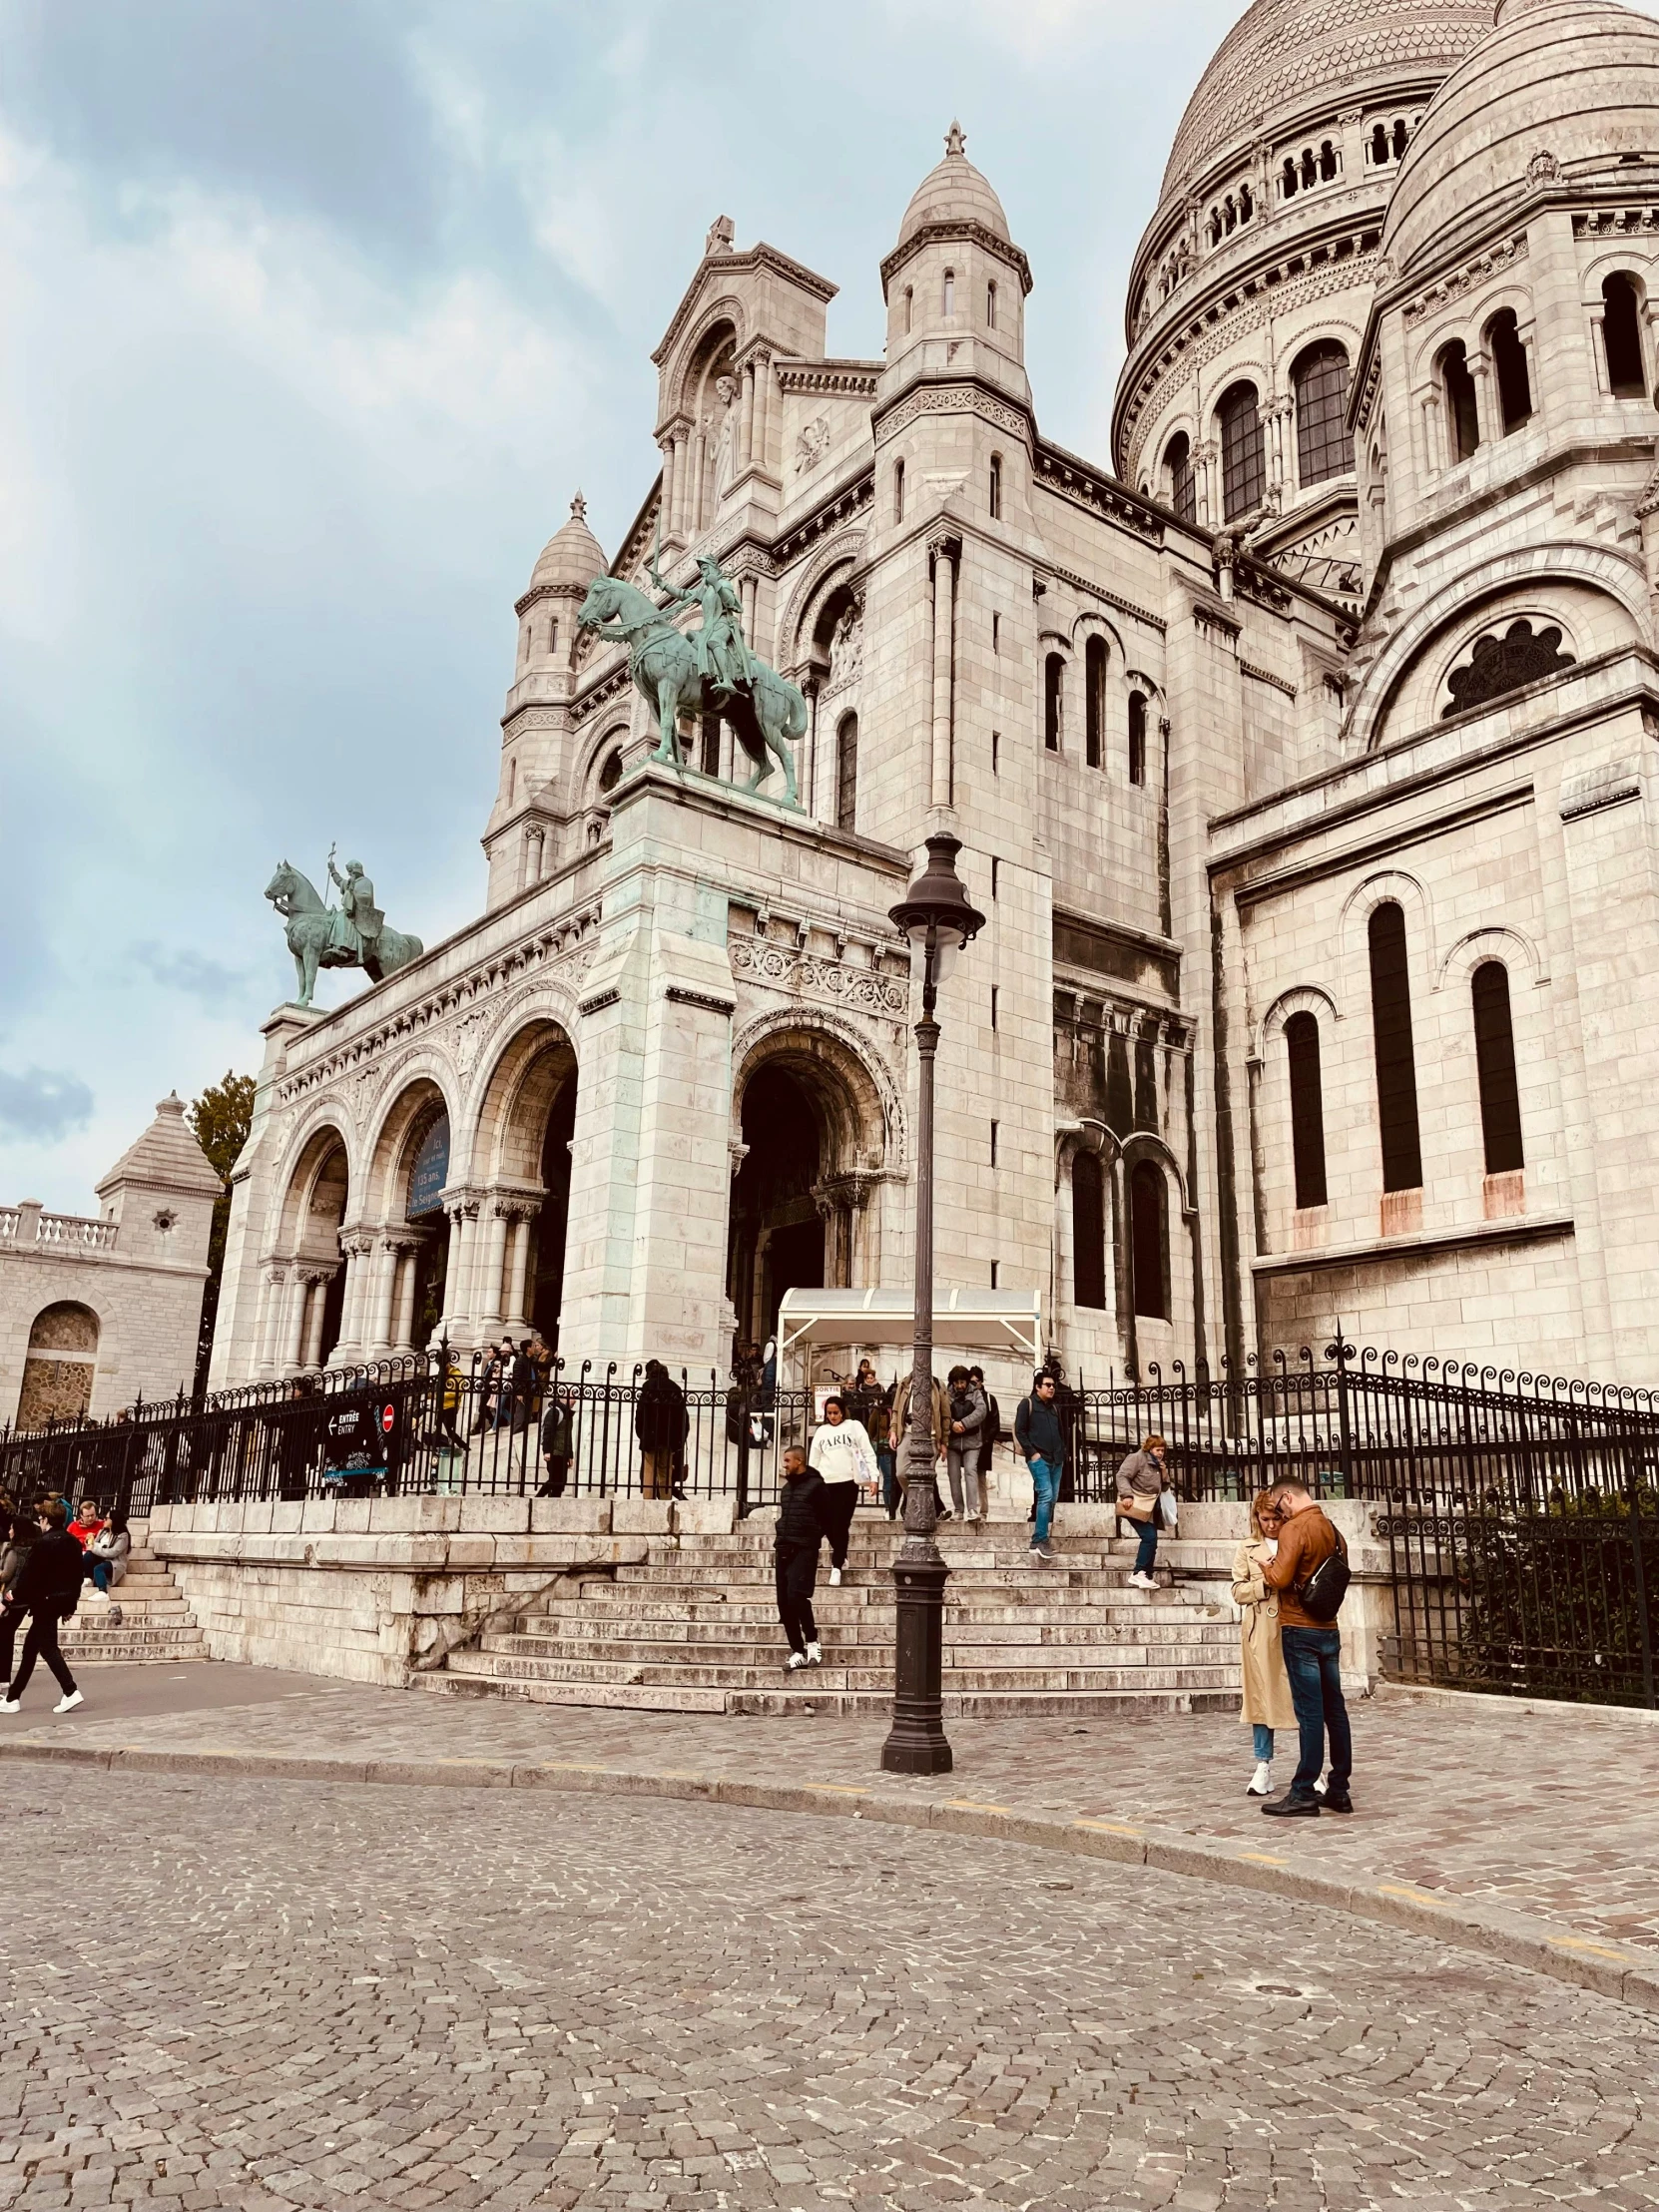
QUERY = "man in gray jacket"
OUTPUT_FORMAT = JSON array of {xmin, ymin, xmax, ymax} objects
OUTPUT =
[{"xmin": 944, "ymin": 1367, "xmax": 988, "ymax": 1525}]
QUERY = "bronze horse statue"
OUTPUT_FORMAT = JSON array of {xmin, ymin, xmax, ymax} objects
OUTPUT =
[
  {"xmin": 577, "ymin": 573, "xmax": 807, "ymax": 806},
  {"xmin": 264, "ymin": 861, "xmax": 423, "ymax": 1008}
]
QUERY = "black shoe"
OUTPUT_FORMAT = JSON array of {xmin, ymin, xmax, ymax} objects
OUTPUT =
[
  {"xmin": 1322, "ymin": 1788, "xmax": 1354, "ymax": 1815},
  {"xmin": 1261, "ymin": 1793, "xmax": 1321, "ymax": 1818}
]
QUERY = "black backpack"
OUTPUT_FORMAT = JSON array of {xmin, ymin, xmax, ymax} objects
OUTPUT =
[{"xmin": 1298, "ymin": 1530, "xmax": 1351, "ymax": 1623}]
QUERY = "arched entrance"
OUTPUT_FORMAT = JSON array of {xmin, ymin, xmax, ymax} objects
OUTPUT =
[
  {"xmin": 531, "ymin": 1077, "xmax": 577, "ymax": 1345},
  {"xmin": 729, "ymin": 1065, "xmax": 824, "ymax": 1349},
  {"xmin": 272, "ymin": 1127, "xmax": 349, "ymax": 1372},
  {"xmin": 473, "ymin": 1020, "xmax": 578, "ymax": 1348},
  {"xmin": 16, "ymin": 1302, "xmax": 100, "ymax": 1427},
  {"xmin": 401, "ymin": 1098, "xmax": 450, "ymax": 1350}
]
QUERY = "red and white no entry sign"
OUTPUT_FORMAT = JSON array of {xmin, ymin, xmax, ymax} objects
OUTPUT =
[{"xmin": 381, "ymin": 1403, "xmax": 395, "ymax": 1434}]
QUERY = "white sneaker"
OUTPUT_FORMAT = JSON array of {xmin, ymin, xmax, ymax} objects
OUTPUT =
[
  {"xmin": 54, "ymin": 1690, "xmax": 83, "ymax": 1715},
  {"xmin": 806, "ymin": 1641, "xmax": 823, "ymax": 1666},
  {"xmin": 1129, "ymin": 1570, "xmax": 1157, "ymax": 1590},
  {"xmin": 785, "ymin": 1652, "xmax": 809, "ymax": 1672},
  {"xmin": 829, "ymin": 1566, "xmax": 842, "ymax": 1586},
  {"xmin": 1248, "ymin": 1761, "xmax": 1273, "ymax": 1797},
  {"xmin": 0, "ymin": 1699, "xmax": 18, "ymax": 1715}
]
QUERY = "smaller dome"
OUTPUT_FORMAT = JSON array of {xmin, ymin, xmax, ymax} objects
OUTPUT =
[
  {"xmin": 897, "ymin": 122, "xmax": 1010, "ymax": 248},
  {"xmin": 1383, "ymin": 0, "xmax": 1659, "ymax": 274},
  {"xmin": 529, "ymin": 491, "xmax": 605, "ymax": 592}
]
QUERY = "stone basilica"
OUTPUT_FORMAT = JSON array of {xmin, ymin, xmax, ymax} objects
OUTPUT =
[{"xmin": 212, "ymin": 0, "xmax": 1659, "ymax": 1393}]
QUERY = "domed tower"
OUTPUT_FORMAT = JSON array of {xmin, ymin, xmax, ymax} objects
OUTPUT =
[
  {"xmin": 880, "ymin": 122, "xmax": 1031, "ymax": 397},
  {"xmin": 1113, "ymin": 0, "xmax": 1491, "ymax": 607},
  {"xmin": 1345, "ymin": 0, "xmax": 1659, "ymax": 734},
  {"xmin": 484, "ymin": 491, "xmax": 606, "ymax": 908}
]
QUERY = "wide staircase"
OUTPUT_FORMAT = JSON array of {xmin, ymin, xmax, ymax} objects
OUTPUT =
[
  {"xmin": 60, "ymin": 1541, "xmax": 211, "ymax": 1665},
  {"xmin": 420, "ymin": 1517, "xmax": 1239, "ymax": 1717}
]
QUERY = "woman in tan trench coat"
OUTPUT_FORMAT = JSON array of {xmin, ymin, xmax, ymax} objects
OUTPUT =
[{"xmin": 1233, "ymin": 1492, "xmax": 1298, "ymax": 1797}]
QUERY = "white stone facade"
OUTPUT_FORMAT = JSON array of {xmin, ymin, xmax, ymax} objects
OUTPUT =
[
  {"xmin": 2, "ymin": 1095, "xmax": 221, "ymax": 1425},
  {"xmin": 211, "ymin": 0, "xmax": 1659, "ymax": 1395}
]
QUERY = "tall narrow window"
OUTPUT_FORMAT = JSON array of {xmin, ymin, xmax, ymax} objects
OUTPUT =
[
  {"xmin": 1129, "ymin": 1161, "xmax": 1168, "ymax": 1320},
  {"xmin": 1073, "ymin": 1151, "xmax": 1107, "ymax": 1310},
  {"xmin": 1282, "ymin": 157, "xmax": 1299, "ymax": 200},
  {"xmin": 990, "ymin": 985, "xmax": 998, "ymax": 1030},
  {"xmin": 1165, "ymin": 431, "xmax": 1197, "ymax": 523},
  {"xmin": 988, "ymin": 452, "xmax": 1002, "ymax": 520},
  {"xmin": 1219, "ymin": 382, "xmax": 1265, "ymax": 520},
  {"xmin": 893, "ymin": 458, "xmax": 904, "ymax": 523},
  {"xmin": 1319, "ymin": 140, "xmax": 1338, "ymax": 181},
  {"xmin": 943, "ymin": 268, "xmax": 955, "ymax": 316},
  {"xmin": 986, "ymin": 279, "xmax": 997, "ymax": 328},
  {"xmin": 903, "ymin": 285, "xmax": 913, "ymax": 335},
  {"xmin": 1294, "ymin": 341, "xmax": 1352, "ymax": 487},
  {"xmin": 1369, "ymin": 901, "xmax": 1422, "ymax": 1192},
  {"xmin": 699, "ymin": 712, "xmax": 721, "ymax": 775},
  {"xmin": 1440, "ymin": 341, "xmax": 1480, "ymax": 462},
  {"xmin": 990, "ymin": 855, "xmax": 999, "ymax": 899},
  {"xmin": 548, "ymin": 618, "xmax": 559, "ymax": 658},
  {"xmin": 1392, "ymin": 118, "xmax": 1409, "ymax": 161},
  {"xmin": 1128, "ymin": 690, "xmax": 1148, "ymax": 786},
  {"xmin": 1602, "ymin": 273, "xmax": 1646, "ymax": 397},
  {"xmin": 834, "ymin": 712, "xmax": 858, "ymax": 832},
  {"xmin": 1488, "ymin": 310, "xmax": 1532, "ymax": 431},
  {"xmin": 1372, "ymin": 122, "xmax": 1388, "ymax": 165},
  {"xmin": 1084, "ymin": 636, "xmax": 1106, "ymax": 768},
  {"xmin": 1301, "ymin": 149, "xmax": 1318, "ymax": 190},
  {"xmin": 1471, "ymin": 961, "xmax": 1524, "ymax": 1174},
  {"xmin": 1284, "ymin": 1012, "xmax": 1328, "ymax": 1209},
  {"xmin": 989, "ymin": 1121, "xmax": 998, "ymax": 1168},
  {"xmin": 1044, "ymin": 653, "xmax": 1064, "ymax": 752}
]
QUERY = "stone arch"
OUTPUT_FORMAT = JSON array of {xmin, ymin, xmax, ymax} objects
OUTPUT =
[
  {"xmin": 1340, "ymin": 869, "xmax": 1434, "ymax": 981},
  {"xmin": 731, "ymin": 1011, "xmax": 899, "ymax": 1178},
  {"xmin": 1435, "ymin": 922, "xmax": 1546, "ymax": 996},
  {"xmin": 1068, "ymin": 607, "xmax": 1125, "ymax": 659},
  {"xmin": 469, "ymin": 1013, "xmax": 581, "ymax": 1188},
  {"xmin": 1348, "ymin": 544, "xmax": 1651, "ymax": 752},
  {"xmin": 665, "ymin": 298, "xmax": 748, "ymax": 413},
  {"xmin": 779, "ymin": 531, "xmax": 868, "ymax": 674},
  {"xmin": 1255, "ymin": 982, "xmax": 1343, "ymax": 1062},
  {"xmin": 16, "ymin": 1300, "xmax": 101, "ymax": 1428},
  {"xmin": 467, "ymin": 1011, "xmax": 581, "ymax": 1346},
  {"xmin": 363, "ymin": 1065, "xmax": 460, "ymax": 1225},
  {"xmin": 271, "ymin": 1113, "xmax": 354, "ymax": 1256}
]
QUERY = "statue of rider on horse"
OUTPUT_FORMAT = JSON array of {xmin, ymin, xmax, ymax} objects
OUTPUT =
[{"xmin": 577, "ymin": 530, "xmax": 807, "ymax": 806}]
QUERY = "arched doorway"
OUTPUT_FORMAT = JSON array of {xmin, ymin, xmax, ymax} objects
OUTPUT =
[
  {"xmin": 729, "ymin": 1065, "xmax": 824, "ymax": 1349},
  {"xmin": 530, "ymin": 1076, "xmax": 577, "ymax": 1345},
  {"xmin": 474, "ymin": 1021, "xmax": 578, "ymax": 1348},
  {"xmin": 16, "ymin": 1302, "xmax": 100, "ymax": 1427},
  {"xmin": 273, "ymin": 1127, "xmax": 349, "ymax": 1372},
  {"xmin": 401, "ymin": 1098, "xmax": 450, "ymax": 1350}
]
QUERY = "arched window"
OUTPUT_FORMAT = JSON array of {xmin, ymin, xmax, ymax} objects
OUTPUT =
[
  {"xmin": 1369, "ymin": 901, "xmax": 1422, "ymax": 1192},
  {"xmin": 1392, "ymin": 118, "xmax": 1409, "ymax": 160},
  {"xmin": 1224, "ymin": 195, "xmax": 1237, "ymax": 235},
  {"xmin": 1487, "ymin": 309, "xmax": 1532, "ymax": 432},
  {"xmin": 1284, "ymin": 1012, "xmax": 1328, "ymax": 1209},
  {"xmin": 16, "ymin": 1301, "xmax": 100, "ymax": 1428},
  {"xmin": 1219, "ymin": 382, "xmax": 1265, "ymax": 520},
  {"xmin": 1294, "ymin": 341, "xmax": 1352, "ymax": 487},
  {"xmin": 893, "ymin": 458, "xmax": 904, "ymax": 524},
  {"xmin": 1165, "ymin": 432, "xmax": 1197, "ymax": 523},
  {"xmin": 835, "ymin": 712, "xmax": 858, "ymax": 832},
  {"xmin": 986, "ymin": 280, "xmax": 997, "ymax": 328},
  {"xmin": 1129, "ymin": 1162, "xmax": 1168, "ymax": 1321},
  {"xmin": 1319, "ymin": 140, "xmax": 1338, "ymax": 182},
  {"xmin": 1602, "ymin": 273, "xmax": 1647, "ymax": 397},
  {"xmin": 1043, "ymin": 653, "xmax": 1064, "ymax": 752},
  {"xmin": 548, "ymin": 617, "xmax": 559, "ymax": 658},
  {"xmin": 903, "ymin": 286, "xmax": 913, "ymax": 335},
  {"xmin": 598, "ymin": 748, "xmax": 624, "ymax": 795},
  {"xmin": 1084, "ymin": 636, "xmax": 1106, "ymax": 769},
  {"xmin": 943, "ymin": 268, "xmax": 955, "ymax": 316},
  {"xmin": 1282, "ymin": 157, "xmax": 1299, "ymax": 200},
  {"xmin": 1128, "ymin": 691, "xmax": 1148, "ymax": 787},
  {"xmin": 988, "ymin": 452, "xmax": 1003, "ymax": 521},
  {"xmin": 1471, "ymin": 961, "xmax": 1524, "ymax": 1175},
  {"xmin": 1072, "ymin": 1150, "xmax": 1106, "ymax": 1310},
  {"xmin": 1239, "ymin": 183, "xmax": 1253, "ymax": 222},
  {"xmin": 1440, "ymin": 340, "xmax": 1480, "ymax": 462},
  {"xmin": 1300, "ymin": 149, "xmax": 1318, "ymax": 189},
  {"xmin": 1372, "ymin": 123, "xmax": 1389, "ymax": 165},
  {"xmin": 1208, "ymin": 209, "xmax": 1223, "ymax": 248}
]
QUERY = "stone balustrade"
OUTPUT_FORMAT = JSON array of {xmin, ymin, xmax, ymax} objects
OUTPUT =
[{"xmin": 1, "ymin": 1201, "xmax": 119, "ymax": 1254}]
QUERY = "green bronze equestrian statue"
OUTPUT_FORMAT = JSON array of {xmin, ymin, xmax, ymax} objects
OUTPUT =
[
  {"xmin": 577, "ymin": 543, "xmax": 807, "ymax": 806},
  {"xmin": 265, "ymin": 852, "xmax": 424, "ymax": 1008}
]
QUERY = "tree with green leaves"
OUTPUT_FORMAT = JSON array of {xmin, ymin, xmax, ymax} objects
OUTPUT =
[{"xmin": 190, "ymin": 1070, "xmax": 256, "ymax": 1394}]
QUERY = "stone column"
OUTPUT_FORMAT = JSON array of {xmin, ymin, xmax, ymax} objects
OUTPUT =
[
  {"xmin": 929, "ymin": 534, "xmax": 960, "ymax": 810},
  {"xmin": 301, "ymin": 1267, "xmax": 333, "ymax": 1369},
  {"xmin": 740, "ymin": 361, "xmax": 757, "ymax": 467},
  {"xmin": 392, "ymin": 1244, "xmax": 421, "ymax": 1357},
  {"xmin": 367, "ymin": 1236, "xmax": 403, "ymax": 1360},
  {"xmin": 670, "ymin": 430, "xmax": 689, "ymax": 539},
  {"xmin": 752, "ymin": 352, "xmax": 772, "ymax": 478},
  {"xmin": 502, "ymin": 1204, "xmax": 538, "ymax": 1337},
  {"xmin": 437, "ymin": 1197, "xmax": 478, "ymax": 1344},
  {"xmin": 660, "ymin": 436, "xmax": 677, "ymax": 538},
  {"xmin": 280, "ymin": 1269, "xmax": 308, "ymax": 1374},
  {"xmin": 1471, "ymin": 352, "xmax": 1499, "ymax": 448},
  {"xmin": 328, "ymin": 1233, "xmax": 374, "ymax": 1366},
  {"xmin": 473, "ymin": 1203, "xmax": 512, "ymax": 1337},
  {"xmin": 256, "ymin": 1262, "xmax": 287, "ymax": 1379}
]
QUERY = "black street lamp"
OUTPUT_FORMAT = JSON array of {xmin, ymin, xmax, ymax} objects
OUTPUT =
[{"xmin": 881, "ymin": 832, "xmax": 986, "ymax": 1776}]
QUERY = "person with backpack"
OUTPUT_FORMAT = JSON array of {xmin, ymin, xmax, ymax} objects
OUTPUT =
[
  {"xmin": 1014, "ymin": 1371, "xmax": 1065, "ymax": 1562},
  {"xmin": 1258, "ymin": 1479, "xmax": 1353, "ymax": 1817},
  {"xmin": 0, "ymin": 1500, "xmax": 86, "ymax": 1715},
  {"xmin": 943, "ymin": 1367, "xmax": 988, "ymax": 1525},
  {"xmin": 969, "ymin": 1367, "xmax": 999, "ymax": 1520}
]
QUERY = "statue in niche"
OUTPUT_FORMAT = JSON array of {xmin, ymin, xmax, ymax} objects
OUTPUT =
[{"xmin": 712, "ymin": 373, "xmax": 740, "ymax": 501}]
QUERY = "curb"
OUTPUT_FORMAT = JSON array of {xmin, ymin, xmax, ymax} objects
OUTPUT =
[
  {"xmin": 3, "ymin": 1738, "xmax": 1654, "ymax": 2013},
  {"xmin": 1375, "ymin": 1680, "xmax": 1659, "ymax": 1729}
]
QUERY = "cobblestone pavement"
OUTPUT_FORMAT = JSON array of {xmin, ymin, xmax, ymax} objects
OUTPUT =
[
  {"xmin": 3, "ymin": 1765, "xmax": 1658, "ymax": 2211},
  {"xmin": 12, "ymin": 1668, "xmax": 1659, "ymax": 1958}
]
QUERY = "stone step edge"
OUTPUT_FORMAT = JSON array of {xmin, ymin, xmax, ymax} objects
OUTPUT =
[{"xmin": 0, "ymin": 1736, "xmax": 1648, "ymax": 2017}]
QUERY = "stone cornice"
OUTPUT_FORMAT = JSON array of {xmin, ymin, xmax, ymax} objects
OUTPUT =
[
  {"xmin": 777, "ymin": 359, "xmax": 882, "ymax": 397},
  {"xmin": 651, "ymin": 243, "xmax": 837, "ymax": 367},
  {"xmin": 1033, "ymin": 441, "xmax": 1164, "ymax": 545},
  {"xmin": 879, "ymin": 221, "xmax": 1033, "ymax": 298},
  {"xmin": 771, "ymin": 472, "xmax": 874, "ymax": 570}
]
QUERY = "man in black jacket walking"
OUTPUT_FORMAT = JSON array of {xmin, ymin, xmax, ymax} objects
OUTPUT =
[
  {"xmin": 775, "ymin": 1446, "xmax": 828, "ymax": 1672},
  {"xmin": 1, "ymin": 1501, "xmax": 84, "ymax": 1714}
]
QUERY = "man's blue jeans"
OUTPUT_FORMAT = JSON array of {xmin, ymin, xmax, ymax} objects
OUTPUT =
[
  {"xmin": 1280, "ymin": 1625, "xmax": 1351, "ymax": 1798},
  {"xmin": 1027, "ymin": 1456, "xmax": 1060, "ymax": 1544}
]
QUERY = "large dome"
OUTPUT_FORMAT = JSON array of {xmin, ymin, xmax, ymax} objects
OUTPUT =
[
  {"xmin": 1163, "ymin": 0, "xmax": 1493, "ymax": 195},
  {"xmin": 1383, "ymin": 0, "xmax": 1659, "ymax": 273}
]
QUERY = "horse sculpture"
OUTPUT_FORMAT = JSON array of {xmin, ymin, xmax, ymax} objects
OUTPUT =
[
  {"xmin": 264, "ymin": 860, "xmax": 423, "ymax": 1009},
  {"xmin": 577, "ymin": 572, "xmax": 807, "ymax": 806}
]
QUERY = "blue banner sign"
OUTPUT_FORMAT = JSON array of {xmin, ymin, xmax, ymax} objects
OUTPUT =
[{"xmin": 408, "ymin": 1111, "xmax": 450, "ymax": 1219}]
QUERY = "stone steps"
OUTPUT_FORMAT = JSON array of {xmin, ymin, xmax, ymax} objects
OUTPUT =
[
  {"xmin": 60, "ymin": 1549, "xmax": 211, "ymax": 1664},
  {"xmin": 418, "ymin": 1523, "xmax": 1243, "ymax": 1716}
]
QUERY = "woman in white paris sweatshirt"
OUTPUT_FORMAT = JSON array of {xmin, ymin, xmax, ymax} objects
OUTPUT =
[{"xmin": 809, "ymin": 1395, "xmax": 878, "ymax": 1584}]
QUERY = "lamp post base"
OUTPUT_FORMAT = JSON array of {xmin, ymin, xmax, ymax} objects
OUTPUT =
[{"xmin": 880, "ymin": 1551, "xmax": 953, "ymax": 1774}]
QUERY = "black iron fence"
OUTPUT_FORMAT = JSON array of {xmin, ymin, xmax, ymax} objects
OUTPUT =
[{"xmin": 4, "ymin": 1338, "xmax": 1656, "ymax": 1707}]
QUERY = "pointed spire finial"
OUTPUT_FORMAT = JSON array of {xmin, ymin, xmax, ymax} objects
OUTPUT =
[
  {"xmin": 944, "ymin": 120, "xmax": 966, "ymax": 158},
  {"xmin": 570, "ymin": 490, "xmax": 587, "ymax": 523}
]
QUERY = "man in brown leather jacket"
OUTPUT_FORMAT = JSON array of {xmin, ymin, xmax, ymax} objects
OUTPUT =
[{"xmin": 1257, "ymin": 1481, "xmax": 1352, "ymax": 1817}]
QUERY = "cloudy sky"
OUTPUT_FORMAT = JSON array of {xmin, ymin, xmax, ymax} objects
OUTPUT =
[{"xmin": 2, "ymin": 0, "xmax": 1254, "ymax": 1210}]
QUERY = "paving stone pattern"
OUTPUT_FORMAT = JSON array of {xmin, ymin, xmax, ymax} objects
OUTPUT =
[
  {"xmin": 14, "ymin": 1669, "xmax": 1659, "ymax": 1958},
  {"xmin": 4, "ymin": 1766, "xmax": 1659, "ymax": 2211}
]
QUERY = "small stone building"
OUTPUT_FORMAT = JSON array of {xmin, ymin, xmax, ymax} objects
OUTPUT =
[{"xmin": 0, "ymin": 1094, "xmax": 223, "ymax": 1426}]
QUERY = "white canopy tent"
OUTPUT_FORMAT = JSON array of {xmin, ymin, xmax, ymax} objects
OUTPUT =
[{"xmin": 776, "ymin": 1286, "xmax": 1042, "ymax": 1379}]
